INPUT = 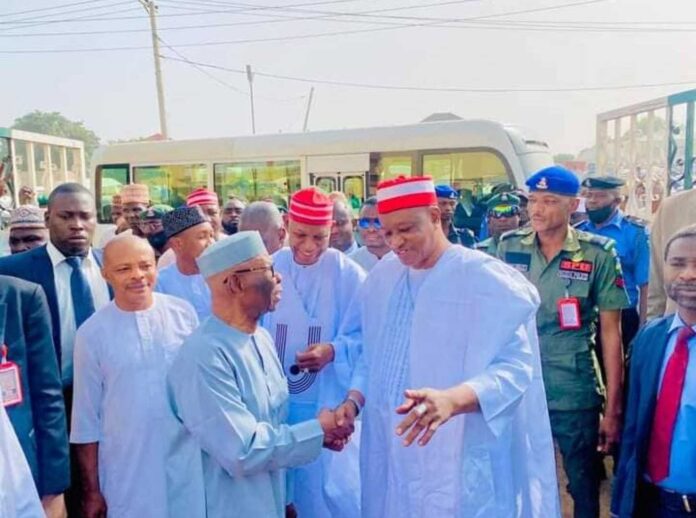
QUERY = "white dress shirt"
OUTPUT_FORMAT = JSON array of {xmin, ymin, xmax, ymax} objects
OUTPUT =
[{"xmin": 46, "ymin": 241, "xmax": 110, "ymax": 385}]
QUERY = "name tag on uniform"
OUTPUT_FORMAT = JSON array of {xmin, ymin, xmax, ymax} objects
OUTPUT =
[
  {"xmin": 558, "ymin": 297, "xmax": 581, "ymax": 330},
  {"xmin": 0, "ymin": 346, "xmax": 22, "ymax": 407},
  {"xmin": 504, "ymin": 252, "xmax": 531, "ymax": 273},
  {"xmin": 558, "ymin": 259, "xmax": 593, "ymax": 282}
]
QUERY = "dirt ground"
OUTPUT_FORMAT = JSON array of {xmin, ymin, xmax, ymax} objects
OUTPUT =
[{"xmin": 556, "ymin": 447, "xmax": 613, "ymax": 518}]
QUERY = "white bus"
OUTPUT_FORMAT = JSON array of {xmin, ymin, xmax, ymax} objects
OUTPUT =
[{"xmin": 90, "ymin": 119, "xmax": 553, "ymax": 224}]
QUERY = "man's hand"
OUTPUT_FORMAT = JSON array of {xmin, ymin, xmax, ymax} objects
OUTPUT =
[
  {"xmin": 318, "ymin": 408, "xmax": 353, "ymax": 451},
  {"xmin": 41, "ymin": 494, "xmax": 67, "ymax": 518},
  {"xmin": 296, "ymin": 343, "xmax": 335, "ymax": 372},
  {"xmin": 395, "ymin": 388, "xmax": 456, "ymax": 447},
  {"xmin": 597, "ymin": 413, "xmax": 621, "ymax": 455},
  {"xmin": 82, "ymin": 490, "xmax": 107, "ymax": 518}
]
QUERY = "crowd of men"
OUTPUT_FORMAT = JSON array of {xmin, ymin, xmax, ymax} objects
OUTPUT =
[{"xmin": 0, "ymin": 163, "xmax": 695, "ymax": 518}]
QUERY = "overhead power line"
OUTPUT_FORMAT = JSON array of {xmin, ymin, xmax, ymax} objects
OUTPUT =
[
  {"xmin": 0, "ymin": 0, "xmax": 120, "ymax": 19},
  {"xmin": 0, "ymin": 0, "xmax": 613, "ymax": 51},
  {"xmin": 159, "ymin": 54, "xmax": 696, "ymax": 93}
]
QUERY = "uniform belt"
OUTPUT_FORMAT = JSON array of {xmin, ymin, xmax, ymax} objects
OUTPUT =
[{"xmin": 643, "ymin": 482, "xmax": 696, "ymax": 514}]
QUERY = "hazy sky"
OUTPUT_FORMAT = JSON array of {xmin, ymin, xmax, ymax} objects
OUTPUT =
[{"xmin": 2, "ymin": 0, "xmax": 696, "ymax": 155}]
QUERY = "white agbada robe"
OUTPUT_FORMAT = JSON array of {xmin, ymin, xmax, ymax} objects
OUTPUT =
[
  {"xmin": 70, "ymin": 293, "xmax": 205, "ymax": 518},
  {"xmin": 155, "ymin": 263, "xmax": 211, "ymax": 320},
  {"xmin": 262, "ymin": 247, "xmax": 365, "ymax": 518},
  {"xmin": 351, "ymin": 246, "xmax": 560, "ymax": 518},
  {"xmin": 168, "ymin": 318, "xmax": 324, "ymax": 518},
  {"xmin": 0, "ymin": 403, "xmax": 43, "ymax": 518},
  {"xmin": 348, "ymin": 246, "xmax": 382, "ymax": 272}
]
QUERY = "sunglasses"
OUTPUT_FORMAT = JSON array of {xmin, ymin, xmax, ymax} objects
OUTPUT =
[
  {"xmin": 358, "ymin": 217, "xmax": 382, "ymax": 230},
  {"xmin": 489, "ymin": 207, "xmax": 520, "ymax": 219}
]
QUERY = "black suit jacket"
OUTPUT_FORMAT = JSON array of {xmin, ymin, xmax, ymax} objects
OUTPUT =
[
  {"xmin": 0, "ymin": 274, "xmax": 70, "ymax": 496},
  {"xmin": 0, "ymin": 245, "xmax": 109, "ymax": 370},
  {"xmin": 611, "ymin": 315, "xmax": 674, "ymax": 518}
]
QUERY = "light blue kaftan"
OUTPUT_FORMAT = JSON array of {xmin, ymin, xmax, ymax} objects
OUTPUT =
[
  {"xmin": 155, "ymin": 263, "xmax": 211, "ymax": 321},
  {"xmin": 168, "ymin": 317, "xmax": 324, "ymax": 518}
]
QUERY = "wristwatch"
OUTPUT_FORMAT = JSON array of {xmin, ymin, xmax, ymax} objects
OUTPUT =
[{"xmin": 345, "ymin": 395, "xmax": 362, "ymax": 416}]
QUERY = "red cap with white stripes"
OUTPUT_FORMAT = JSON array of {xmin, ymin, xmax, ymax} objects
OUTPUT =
[
  {"xmin": 289, "ymin": 187, "xmax": 333, "ymax": 226},
  {"xmin": 186, "ymin": 187, "xmax": 218, "ymax": 207},
  {"xmin": 376, "ymin": 176, "xmax": 437, "ymax": 214}
]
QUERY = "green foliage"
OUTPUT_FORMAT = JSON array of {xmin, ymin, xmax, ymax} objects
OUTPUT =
[{"xmin": 12, "ymin": 111, "xmax": 100, "ymax": 158}]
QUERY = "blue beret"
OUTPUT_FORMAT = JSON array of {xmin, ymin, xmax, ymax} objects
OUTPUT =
[
  {"xmin": 435, "ymin": 185, "xmax": 458, "ymax": 199},
  {"xmin": 162, "ymin": 206, "xmax": 209, "ymax": 240},
  {"xmin": 525, "ymin": 166, "xmax": 579, "ymax": 196}
]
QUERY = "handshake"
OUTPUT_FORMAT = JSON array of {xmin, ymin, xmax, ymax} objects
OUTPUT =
[{"xmin": 317, "ymin": 399, "xmax": 360, "ymax": 452}]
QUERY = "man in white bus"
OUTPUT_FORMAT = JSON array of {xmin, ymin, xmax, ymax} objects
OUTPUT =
[
  {"xmin": 330, "ymin": 198, "xmax": 359, "ymax": 255},
  {"xmin": 348, "ymin": 197, "xmax": 390, "ymax": 272},
  {"xmin": 120, "ymin": 184, "xmax": 150, "ymax": 238},
  {"xmin": 262, "ymin": 187, "xmax": 365, "ymax": 518},
  {"xmin": 155, "ymin": 206, "xmax": 215, "ymax": 321},
  {"xmin": 186, "ymin": 187, "xmax": 223, "ymax": 239},
  {"xmin": 239, "ymin": 201, "xmax": 287, "ymax": 255}
]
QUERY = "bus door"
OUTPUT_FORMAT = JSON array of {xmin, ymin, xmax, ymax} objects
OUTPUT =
[
  {"xmin": 668, "ymin": 89, "xmax": 696, "ymax": 192},
  {"xmin": 307, "ymin": 154, "xmax": 369, "ymax": 209}
]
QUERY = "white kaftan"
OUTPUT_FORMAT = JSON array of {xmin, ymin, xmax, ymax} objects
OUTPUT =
[
  {"xmin": 347, "ymin": 246, "xmax": 382, "ymax": 273},
  {"xmin": 351, "ymin": 246, "xmax": 560, "ymax": 518},
  {"xmin": 155, "ymin": 263, "xmax": 211, "ymax": 321},
  {"xmin": 0, "ymin": 403, "xmax": 42, "ymax": 518},
  {"xmin": 262, "ymin": 247, "xmax": 365, "ymax": 518},
  {"xmin": 168, "ymin": 318, "xmax": 324, "ymax": 518},
  {"xmin": 70, "ymin": 293, "xmax": 204, "ymax": 518}
]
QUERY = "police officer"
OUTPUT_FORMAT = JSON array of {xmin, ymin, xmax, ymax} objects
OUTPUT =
[
  {"xmin": 139, "ymin": 204, "xmax": 173, "ymax": 259},
  {"xmin": 474, "ymin": 192, "xmax": 521, "ymax": 256},
  {"xmin": 576, "ymin": 176, "xmax": 649, "ymax": 347},
  {"xmin": 435, "ymin": 184, "xmax": 476, "ymax": 247},
  {"xmin": 497, "ymin": 166, "xmax": 629, "ymax": 518}
]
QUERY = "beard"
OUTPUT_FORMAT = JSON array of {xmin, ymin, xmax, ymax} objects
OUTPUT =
[
  {"xmin": 667, "ymin": 281, "xmax": 696, "ymax": 309},
  {"xmin": 222, "ymin": 221, "xmax": 238, "ymax": 235}
]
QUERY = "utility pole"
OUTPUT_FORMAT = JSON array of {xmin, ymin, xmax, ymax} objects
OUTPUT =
[
  {"xmin": 246, "ymin": 65, "xmax": 256, "ymax": 135},
  {"xmin": 139, "ymin": 0, "xmax": 168, "ymax": 139},
  {"xmin": 303, "ymin": 86, "xmax": 315, "ymax": 132}
]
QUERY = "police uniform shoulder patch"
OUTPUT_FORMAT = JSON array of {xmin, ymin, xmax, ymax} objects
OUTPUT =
[
  {"xmin": 624, "ymin": 214, "xmax": 648, "ymax": 227},
  {"xmin": 576, "ymin": 229, "xmax": 614, "ymax": 250}
]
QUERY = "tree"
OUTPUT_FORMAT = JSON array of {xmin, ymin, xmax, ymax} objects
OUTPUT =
[{"xmin": 12, "ymin": 111, "xmax": 100, "ymax": 159}]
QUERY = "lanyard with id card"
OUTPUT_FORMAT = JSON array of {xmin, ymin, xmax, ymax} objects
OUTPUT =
[
  {"xmin": 557, "ymin": 280, "xmax": 581, "ymax": 330},
  {"xmin": 0, "ymin": 345, "xmax": 23, "ymax": 407}
]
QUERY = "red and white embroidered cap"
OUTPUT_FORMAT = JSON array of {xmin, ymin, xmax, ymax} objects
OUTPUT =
[
  {"xmin": 376, "ymin": 176, "xmax": 437, "ymax": 214},
  {"xmin": 186, "ymin": 187, "xmax": 219, "ymax": 207},
  {"xmin": 289, "ymin": 187, "xmax": 333, "ymax": 226}
]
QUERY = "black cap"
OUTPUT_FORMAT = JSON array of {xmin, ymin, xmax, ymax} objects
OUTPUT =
[{"xmin": 581, "ymin": 176, "xmax": 625, "ymax": 190}]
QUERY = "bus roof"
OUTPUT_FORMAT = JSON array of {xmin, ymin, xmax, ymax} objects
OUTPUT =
[{"xmin": 91, "ymin": 119, "xmax": 549, "ymax": 166}]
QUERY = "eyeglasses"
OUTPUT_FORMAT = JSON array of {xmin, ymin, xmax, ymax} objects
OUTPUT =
[
  {"xmin": 358, "ymin": 217, "xmax": 382, "ymax": 230},
  {"xmin": 232, "ymin": 264, "xmax": 275, "ymax": 277}
]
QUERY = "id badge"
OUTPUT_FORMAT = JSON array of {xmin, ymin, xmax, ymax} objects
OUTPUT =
[
  {"xmin": 0, "ymin": 345, "xmax": 22, "ymax": 407},
  {"xmin": 558, "ymin": 297, "xmax": 581, "ymax": 330}
]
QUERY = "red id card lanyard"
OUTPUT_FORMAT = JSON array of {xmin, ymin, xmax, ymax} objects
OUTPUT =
[
  {"xmin": 0, "ymin": 345, "xmax": 23, "ymax": 407},
  {"xmin": 557, "ymin": 285, "xmax": 581, "ymax": 331}
]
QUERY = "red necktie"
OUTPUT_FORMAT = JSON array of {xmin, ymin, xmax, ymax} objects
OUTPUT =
[{"xmin": 646, "ymin": 325, "xmax": 695, "ymax": 483}]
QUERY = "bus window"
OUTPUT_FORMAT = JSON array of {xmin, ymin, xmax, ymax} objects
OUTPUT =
[
  {"xmin": 214, "ymin": 160, "xmax": 300, "ymax": 205},
  {"xmin": 315, "ymin": 177, "xmax": 337, "ymax": 194},
  {"xmin": 95, "ymin": 164, "xmax": 129, "ymax": 223},
  {"xmin": 368, "ymin": 153, "xmax": 414, "ymax": 195},
  {"xmin": 343, "ymin": 175, "xmax": 365, "ymax": 208},
  {"xmin": 133, "ymin": 164, "xmax": 208, "ymax": 208},
  {"xmin": 423, "ymin": 150, "xmax": 510, "ymax": 197}
]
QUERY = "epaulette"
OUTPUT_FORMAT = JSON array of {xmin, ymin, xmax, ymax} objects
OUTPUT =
[
  {"xmin": 624, "ymin": 214, "xmax": 648, "ymax": 227},
  {"xmin": 576, "ymin": 229, "xmax": 616, "ymax": 251},
  {"xmin": 474, "ymin": 239, "xmax": 491, "ymax": 250},
  {"xmin": 499, "ymin": 227, "xmax": 532, "ymax": 242}
]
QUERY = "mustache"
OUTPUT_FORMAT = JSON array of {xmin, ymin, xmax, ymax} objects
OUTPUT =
[{"xmin": 668, "ymin": 282, "xmax": 696, "ymax": 291}]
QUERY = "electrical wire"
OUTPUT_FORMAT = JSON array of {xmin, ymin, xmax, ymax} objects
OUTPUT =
[{"xmin": 159, "ymin": 54, "xmax": 696, "ymax": 93}]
